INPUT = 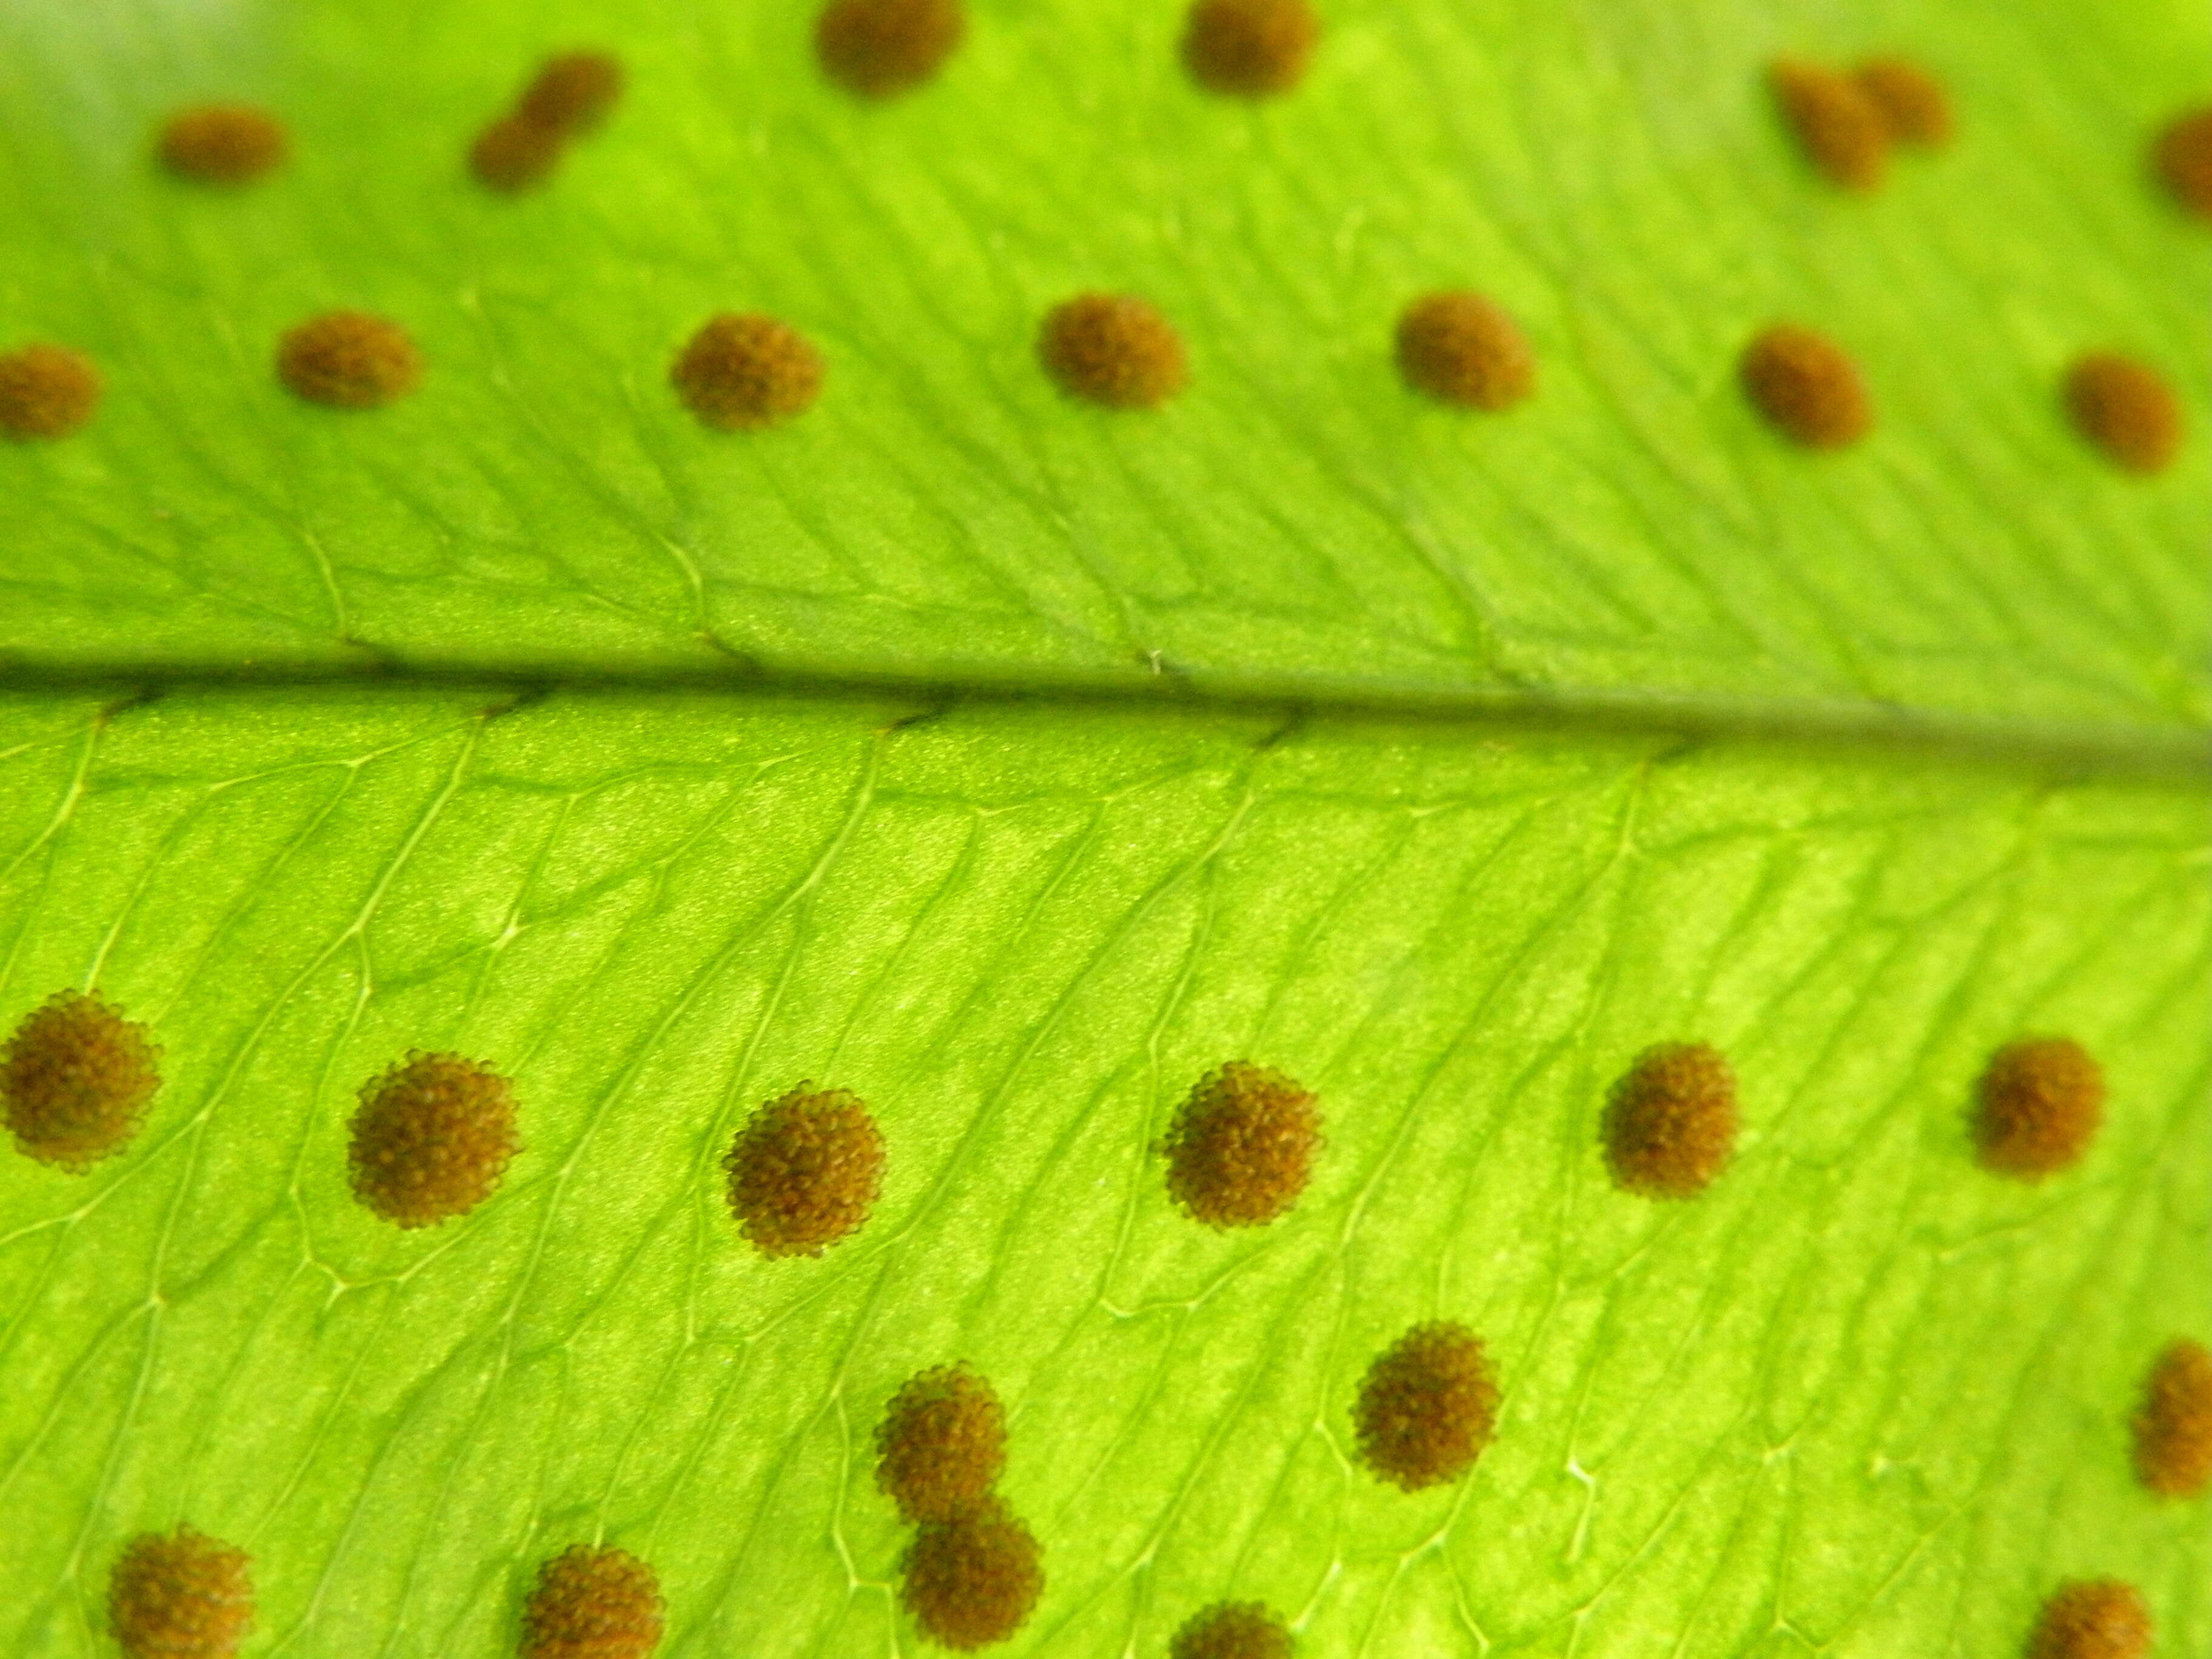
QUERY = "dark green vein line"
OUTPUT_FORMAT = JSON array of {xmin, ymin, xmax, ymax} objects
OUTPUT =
[{"xmin": 1, "ymin": 652, "xmax": 2206, "ymax": 785}]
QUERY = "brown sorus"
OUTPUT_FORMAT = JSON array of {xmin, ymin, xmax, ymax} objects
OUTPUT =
[
  {"xmin": 469, "ymin": 52, "xmax": 621, "ymax": 193},
  {"xmin": 2063, "ymin": 352, "xmax": 2184, "ymax": 475},
  {"xmin": 1394, "ymin": 290, "xmax": 1536, "ymax": 412},
  {"xmin": 722, "ymin": 1082, "xmax": 884, "ymax": 1256},
  {"xmin": 0, "ymin": 343, "xmax": 102, "ymax": 441},
  {"xmin": 1180, "ymin": 0, "xmax": 1319, "ymax": 99},
  {"xmin": 1353, "ymin": 1321, "xmax": 1499, "ymax": 1493},
  {"xmin": 519, "ymin": 1544, "xmax": 665, "ymax": 1659},
  {"xmin": 816, "ymin": 0, "xmax": 967, "ymax": 99},
  {"xmin": 1156, "ymin": 1061, "xmax": 1321, "ymax": 1228},
  {"xmin": 1972, "ymin": 1036, "xmax": 2104, "ymax": 1181},
  {"xmin": 517, "ymin": 52, "xmax": 625, "ymax": 136},
  {"xmin": 1853, "ymin": 57, "xmax": 1952, "ymax": 147},
  {"xmin": 469, "ymin": 114, "xmax": 566, "ymax": 193},
  {"xmin": 2, "ymin": 990, "xmax": 159, "ymax": 1171},
  {"xmin": 2131, "ymin": 1338, "xmax": 2212, "ymax": 1499},
  {"xmin": 898, "ymin": 1495, "xmax": 1044, "ymax": 1651},
  {"xmin": 1766, "ymin": 58, "xmax": 1889, "ymax": 192},
  {"xmin": 347, "ymin": 1051, "xmax": 520, "ymax": 1228},
  {"xmin": 276, "ymin": 311, "xmax": 423, "ymax": 409},
  {"xmin": 109, "ymin": 1524, "xmax": 254, "ymax": 1659},
  {"xmin": 1602, "ymin": 1042, "xmax": 1738, "ymax": 1200},
  {"xmin": 1169, "ymin": 1601, "xmax": 1293, "ymax": 1659},
  {"xmin": 2023, "ymin": 1580, "xmax": 2153, "ymax": 1659},
  {"xmin": 156, "ymin": 104, "xmax": 289, "ymax": 187},
  {"xmin": 671, "ymin": 313, "xmax": 825, "ymax": 431},
  {"xmin": 1739, "ymin": 323, "xmax": 1873, "ymax": 449},
  {"xmin": 1036, "ymin": 293, "xmax": 1188, "ymax": 410},
  {"xmin": 876, "ymin": 1362, "xmax": 1008, "ymax": 1524},
  {"xmin": 2153, "ymin": 106, "xmax": 2212, "ymax": 220}
]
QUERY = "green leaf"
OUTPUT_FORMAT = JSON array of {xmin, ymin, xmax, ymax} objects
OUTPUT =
[
  {"xmin": 2, "ymin": 0, "xmax": 2206, "ymax": 723},
  {"xmin": 2, "ymin": 695, "xmax": 2206, "ymax": 1654},
  {"xmin": 1, "ymin": 1, "xmax": 2207, "ymax": 1657}
]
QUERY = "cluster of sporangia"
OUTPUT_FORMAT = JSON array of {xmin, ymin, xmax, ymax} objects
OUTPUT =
[
  {"xmin": 4, "ymin": 977, "xmax": 2205, "ymax": 1658},
  {"xmin": 1, "ymin": 1, "xmax": 2204, "ymax": 1654},
  {"xmin": 0, "ymin": 0, "xmax": 2201, "ymax": 476}
]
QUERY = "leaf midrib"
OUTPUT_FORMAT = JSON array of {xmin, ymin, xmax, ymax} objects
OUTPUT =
[{"xmin": 2, "ymin": 655, "xmax": 2204, "ymax": 784}]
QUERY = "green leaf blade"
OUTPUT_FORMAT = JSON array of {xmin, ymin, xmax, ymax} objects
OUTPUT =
[
  {"xmin": 1, "ymin": 693, "xmax": 2204, "ymax": 1654},
  {"xmin": 0, "ymin": 0, "xmax": 2204, "ymax": 726}
]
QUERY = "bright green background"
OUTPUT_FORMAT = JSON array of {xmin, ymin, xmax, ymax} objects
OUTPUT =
[{"xmin": 0, "ymin": 0, "xmax": 2207, "ymax": 1654}]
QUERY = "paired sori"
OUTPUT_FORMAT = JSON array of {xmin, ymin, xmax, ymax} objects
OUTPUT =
[
  {"xmin": 1, "ymin": 4, "xmax": 2200, "ymax": 472},
  {"xmin": 4, "ymin": 987, "xmax": 2205, "ymax": 1657}
]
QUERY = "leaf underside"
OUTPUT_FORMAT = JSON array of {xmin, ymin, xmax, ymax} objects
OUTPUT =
[
  {"xmin": 2, "ymin": 696, "xmax": 2205, "ymax": 1655},
  {"xmin": 0, "ymin": 0, "xmax": 2207, "ymax": 1656},
  {"xmin": 0, "ymin": 0, "xmax": 2206, "ymax": 725}
]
